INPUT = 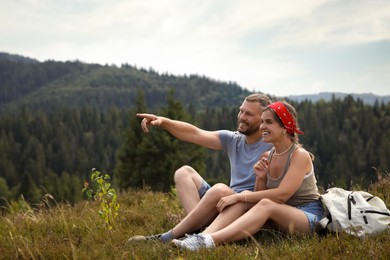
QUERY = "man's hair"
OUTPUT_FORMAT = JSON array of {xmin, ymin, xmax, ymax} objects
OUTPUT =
[{"xmin": 245, "ymin": 93, "xmax": 271, "ymax": 108}]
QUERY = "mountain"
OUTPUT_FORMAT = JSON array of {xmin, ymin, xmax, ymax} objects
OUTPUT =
[
  {"xmin": 0, "ymin": 52, "xmax": 39, "ymax": 64},
  {"xmin": 0, "ymin": 52, "xmax": 388, "ymax": 114},
  {"xmin": 286, "ymin": 92, "xmax": 390, "ymax": 105},
  {"xmin": 0, "ymin": 52, "xmax": 389, "ymax": 204},
  {"xmin": 0, "ymin": 52, "xmax": 251, "ymax": 114}
]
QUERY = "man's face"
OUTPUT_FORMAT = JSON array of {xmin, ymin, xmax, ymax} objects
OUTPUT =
[{"xmin": 237, "ymin": 100, "xmax": 263, "ymax": 136}]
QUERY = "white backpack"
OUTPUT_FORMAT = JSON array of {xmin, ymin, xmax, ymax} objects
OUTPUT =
[{"xmin": 318, "ymin": 187, "xmax": 390, "ymax": 238}]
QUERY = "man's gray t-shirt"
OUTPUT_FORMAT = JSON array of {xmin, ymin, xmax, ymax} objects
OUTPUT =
[{"xmin": 218, "ymin": 130, "xmax": 273, "ymax": 193}]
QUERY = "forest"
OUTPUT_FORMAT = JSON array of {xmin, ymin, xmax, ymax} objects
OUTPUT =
[{"xmin": 0, "ymin": 52, "xmax": 389, "ymax": 207}]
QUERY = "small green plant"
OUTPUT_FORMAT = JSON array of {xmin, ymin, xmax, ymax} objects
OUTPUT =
[{"xmin": 82, "ymin": 168, "xmax": 120, "ymax": 230}]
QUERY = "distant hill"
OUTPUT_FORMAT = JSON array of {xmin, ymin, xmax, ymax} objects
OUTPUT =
[
  {"xmin": 286, "ymin": 92, "xmax": 390, "ymax": 105},
  {"xmin": 0, "ymin": 52, "xmax": 389, "ymax": 204},
  {"xmin": 0, "ymin": 52, "xmax": 39, "ymax": 64},
  {"xmin": 0, "ymin": 52, "xmax": 388, "ymax": 114},
  {"xmin": 0, "ymin": 52, "xmax": 251, "ymax": 114}
]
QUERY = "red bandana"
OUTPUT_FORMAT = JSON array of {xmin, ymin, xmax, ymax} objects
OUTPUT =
[{"xmin": 268, "ymin": 102, "xmax": 304, "ymax": 135}]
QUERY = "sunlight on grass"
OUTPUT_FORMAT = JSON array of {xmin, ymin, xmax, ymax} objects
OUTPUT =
[{"xmin": 0, "ymin": 175, "xmax": 389, "ymax": 259}]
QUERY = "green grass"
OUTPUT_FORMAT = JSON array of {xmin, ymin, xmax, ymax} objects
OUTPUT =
[{"xmin": 1, "ymin": 176, "xmax": 389, "ymax": 260}]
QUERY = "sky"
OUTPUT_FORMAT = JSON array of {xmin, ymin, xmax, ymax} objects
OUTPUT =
[{"xmin": 1, "ymin": 0, "xmax": 390, "ymax": 97}]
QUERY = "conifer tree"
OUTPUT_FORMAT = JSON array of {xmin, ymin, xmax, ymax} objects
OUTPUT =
[
  {"xmin": 114, "ymin": 90, "xmax": 147, "ymax": 190},
  {"xmin": 114, "ymin": 89, "xmax": 206, "ymax": 192},
  {"xmin": 19, "ymin": 172, "xmax": 41, "ymax": 204},
  {"xmin": 137, "ymin": 89, "xmax": 206, "ymax": 192}
]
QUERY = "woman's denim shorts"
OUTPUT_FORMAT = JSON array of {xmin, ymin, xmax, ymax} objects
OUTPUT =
[{"xmin": 295, "ymin": 200, "xmax": 324, "ymax": 233}]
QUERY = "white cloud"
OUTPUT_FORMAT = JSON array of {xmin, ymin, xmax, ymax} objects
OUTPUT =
[
  {"xmin": 268, "ymin": 0, "xmax": 390, "ymax": 48},
  {"xmin": 0, "ymin": 0, "xmax": 389, "ymax": 96}
]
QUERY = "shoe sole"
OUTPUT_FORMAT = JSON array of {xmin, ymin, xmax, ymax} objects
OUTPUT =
[{"xmin": 128, "ymin": 235, "xmax": 147, "ymax": 242}]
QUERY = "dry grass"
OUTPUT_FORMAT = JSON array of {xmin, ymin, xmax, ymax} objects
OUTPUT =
[{"xmin": 0, "ymin": 175, "xmax": 389, "ymax": 260}]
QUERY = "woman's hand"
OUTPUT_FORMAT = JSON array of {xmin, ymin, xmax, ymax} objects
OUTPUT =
[
  {"xmin": 216, "ymin": 194, "xmax": 239, "ymax": 213},
  {"xmin": 254, "ymin": 157, "xmax": 268, "ymax": 180}
]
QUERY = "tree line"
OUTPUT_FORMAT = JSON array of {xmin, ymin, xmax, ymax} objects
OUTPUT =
[
  {"xmin": 0, "ymin": 90, "xmax": 389, "ymax": 207},
  {"xmin": 0, "ymin": 53, "xmax": 248, "ymax": 114}
]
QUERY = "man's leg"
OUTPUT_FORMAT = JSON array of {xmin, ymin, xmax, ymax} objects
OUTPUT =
[
  {"xmin": 129, "ymin": 168, "xmax": 235, "ymax": 242},
  {"xmin": 129, "ymin": 165, "xmax": 206, "ymax": 242},
  {"xmin": 174, "ymin": 165, "xmax": 205, "ymax": 214},
  {"xmin": 202, "ymin": 193, "xmax": 252, "ymax": 234},
  {"xmin": 171, "ymin": 183, "xmax": 236, "ymax": 239}
]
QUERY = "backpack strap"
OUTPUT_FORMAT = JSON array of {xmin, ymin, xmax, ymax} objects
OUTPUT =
[{"xmin": 348, "ymin": 192, "xmax": 356, "ymax": 220}]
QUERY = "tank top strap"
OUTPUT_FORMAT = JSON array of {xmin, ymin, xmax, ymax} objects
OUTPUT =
[
  {"xmin": 268, "ymin": 144, "xmax": 299, "ymax": 178},
  {"xmin": 282, "ymin": 144, "xmax": 299, "ymax": 174},
  {"xmin": 268, "ymin": 147, "xmax": 275, "ymax": 160}
]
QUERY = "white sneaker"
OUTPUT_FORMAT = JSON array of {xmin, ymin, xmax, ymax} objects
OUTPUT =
[{"xmin": 172, "ymin": 234, "xmax": 215, "ymax": 251}]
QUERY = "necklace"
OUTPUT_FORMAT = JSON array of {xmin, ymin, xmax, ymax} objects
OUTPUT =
[{"xmin": 274, "ymin": 143, "xmax": 294, "ymax": 156}]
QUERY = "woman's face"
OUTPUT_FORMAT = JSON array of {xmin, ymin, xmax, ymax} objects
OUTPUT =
[{"xmin": 260, "ymin": 110, "xmax": 284, "ymax": 142}]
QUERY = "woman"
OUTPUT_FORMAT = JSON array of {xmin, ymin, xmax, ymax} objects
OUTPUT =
[{"xmin": 173, "ymin": 101, "xmax": 324, "ymax": 250}]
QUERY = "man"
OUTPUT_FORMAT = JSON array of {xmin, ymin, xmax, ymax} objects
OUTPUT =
[{"xmin": 130, "ymin": 93, "xmax": 273, "ymax": 242}]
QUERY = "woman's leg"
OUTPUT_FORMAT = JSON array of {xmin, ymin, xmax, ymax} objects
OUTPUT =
[
  {"xmin": 203, "ymin": 192, "xmax": 254, "ymax": 234},
  {"xmin": 208, "ymin": 198, "xmax": 310, "ymax": 245},
  {"xmin": 171, "ymin": 183, "xmax": 236, "ymax": 238}
]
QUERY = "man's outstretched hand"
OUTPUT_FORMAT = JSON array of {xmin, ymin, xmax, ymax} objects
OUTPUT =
[{"xmin": 136, "ymin": 113, "xmax": 161, "ymax": 133}]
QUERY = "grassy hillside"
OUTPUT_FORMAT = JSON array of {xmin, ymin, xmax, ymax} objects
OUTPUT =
[{"xmin": 1, "ymin": 174, "xmax": 389, "ymax": 259}]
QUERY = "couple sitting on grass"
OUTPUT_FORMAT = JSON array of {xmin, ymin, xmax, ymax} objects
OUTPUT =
[{"xmin": 130, "ymin": 94, "xmax": 323, "ymax": 251}]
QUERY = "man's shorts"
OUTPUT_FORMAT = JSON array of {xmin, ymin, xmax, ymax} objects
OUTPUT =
[{"xmin": 198, "ymin": 179, "xmax": 211, "ymax": 198}]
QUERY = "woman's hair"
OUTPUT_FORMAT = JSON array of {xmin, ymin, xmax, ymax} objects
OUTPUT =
[
  {"xmin": 265, "ymin": 101, "xmax": 300, "ymax": 143},
  {"xmin": 265, "ymin": 100, "xmax": 314, "ymax": 160}
]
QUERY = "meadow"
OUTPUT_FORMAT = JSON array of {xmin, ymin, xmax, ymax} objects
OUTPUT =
[{"xmin": 0, "ymin": 174, "xmax": 389, "ymax": 260}]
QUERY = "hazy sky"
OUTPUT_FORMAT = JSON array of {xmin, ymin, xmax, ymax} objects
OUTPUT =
[{"xmin": 1, "ymin": 0, "xmax": 389, "ymax": 97}]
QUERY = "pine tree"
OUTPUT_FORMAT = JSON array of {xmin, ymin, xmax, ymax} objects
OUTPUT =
[
  {"xmin": 114, "ymin": 90, "xmax": 147, "ymax": 190},
  {"xmin": 114, "ymin": 89, "xmax": 206, "ymax": 192},
  {"xmin": 138, "ymin": 89, "xmax": 206, "ymax": 192},
  {"xmin": 19, "ymin": 172, "xmax": 41, "ymax": 204}
]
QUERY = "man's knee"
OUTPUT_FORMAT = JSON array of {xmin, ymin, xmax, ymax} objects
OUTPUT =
[
  {"xmin": 204, "ymin": 183, "xmax": 234, "ymax": 199},
  {"xmin": 174, "ymin": 165, "xmax": 197, "ymax": 184}
]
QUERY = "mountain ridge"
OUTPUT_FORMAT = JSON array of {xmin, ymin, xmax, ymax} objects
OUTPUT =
[
  {"xmin": 286, "ymin": 92, "xmax": 390, "ymax": 105},
  {"xmin": 1, "ymin": 52, "xmax": 388, "ymax": 111}
]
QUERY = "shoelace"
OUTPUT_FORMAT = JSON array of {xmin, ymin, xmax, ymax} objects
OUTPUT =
[{"xmin": 146, "ymin": 234, "xmax": 161, "ymax": 240}]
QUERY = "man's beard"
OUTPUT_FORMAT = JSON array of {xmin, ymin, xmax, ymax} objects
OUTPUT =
[{"xmin": 237, "ymin": 122, "xmax": 260, "ymax": 136}]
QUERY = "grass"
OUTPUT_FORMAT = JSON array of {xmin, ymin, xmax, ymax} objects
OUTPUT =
[{"xmin": 0, "ymin": 175, "xmax": 389, "ymax": 260}]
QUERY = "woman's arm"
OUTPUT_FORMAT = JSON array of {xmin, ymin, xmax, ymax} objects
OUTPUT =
[
  {"xmin": 217, "ymin": 152, "xmax": 269, "ymax": 212},
  {"xmin": 246, "ymin": 148, "xmax": 312, "ymax": 203},
  {"xmin": 217, "ymin": 148, "xmax": 311, "ymax": 212},
  {"xmin": 254, "ymin": 176, "xmax": 266, "ymax": 192},
  {"xmin": 253, "ymin": 152, "xmax": 269, "ymax": 191}
]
